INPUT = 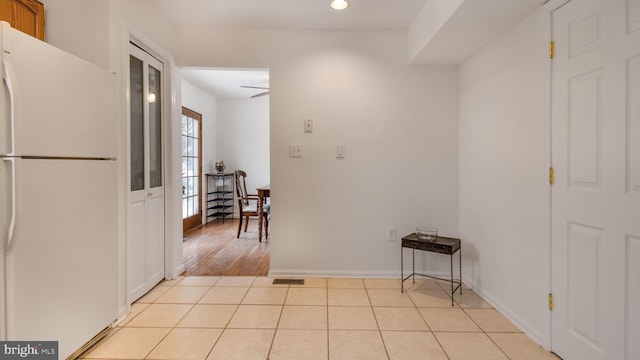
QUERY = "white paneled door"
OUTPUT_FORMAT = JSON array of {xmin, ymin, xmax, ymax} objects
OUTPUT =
[
  {"xmin": 127, "ymin": 43, "xmax": 165, "ymax": 302},
  {"xmin": 551, "ymin": 0, "xmax": 640, "ymax": 359}
]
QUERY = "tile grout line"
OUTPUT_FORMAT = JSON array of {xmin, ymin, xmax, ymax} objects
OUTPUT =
[
  {"xmin": 203, "ymin": 276, "xmax": 272, "ymax": 360},
  {"xmin": 140, "ymin": 280, "xmax": 189, "ymax": 360},
  {"xmin": 265, "ymin": 283, "xmax": 291, "ymax": 360},
  {"xmin": 363, "ymin": 281, "xmax": 392, "ymax": 360},
  {"xmin": 410, "ymin": 283, "xmax": 453, "ymax": 360},
  {"xmin": 326, "ymin": 280, "xmax": 330, "ymax": 360},
  {"xmin": 460, "ymin": 307, "xmax": 515, "ymax": 360},
  {"xmin": 192, "ymin": 276, "xmax": 226, "ymax": 360},
  {"xmin": 144, "ymin": 278, "xmax": 219, "ymax": 360}
]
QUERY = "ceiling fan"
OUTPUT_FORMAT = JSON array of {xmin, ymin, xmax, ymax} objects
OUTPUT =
[{"xmin": 241, "ymin": 85, "xmax": 270, "ymax": 98}]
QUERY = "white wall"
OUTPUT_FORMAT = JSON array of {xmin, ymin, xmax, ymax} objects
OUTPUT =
[
  {"xmin": 40, "ymin": 0, "xmax": 110, "ymax": 68},
  {"xmin": 407, "ymin": 0, "xmax": 463, "ymax": 62},
  {"xmin": 109, "ymin": 0, "xmax": 178, "ymax": 58},
  {"xmin": 176, "ymin": 28, "xmax": 459, "ymax": 277},
  {"xmin": 217, "ymin": 97, "xmax": 270, "ymax": 209},
  {"xmin": 181, "ymin": 79, "xmax": 218, "ymax": 224},
  {"xmin": 459, "ymin": 6, "xmax": 549, "ymax": 346}
]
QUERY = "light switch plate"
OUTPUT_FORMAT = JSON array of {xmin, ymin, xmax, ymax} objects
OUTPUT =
[
  {"xmin": 289, "ymin": 144, "xmax": 304, "ymax": 158},
  {"xmin": 387, "ymin": 227, "xmax": 397, "ymax": 242}
]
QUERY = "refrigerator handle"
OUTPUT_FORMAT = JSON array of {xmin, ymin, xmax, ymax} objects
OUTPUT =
[
  {"xmin": 3, "ymin": 157, "xmax": 16, "ymax": 253},
  {"xmin": 2, "ymin": 58, "xmax": 16, "ymax": 156}
]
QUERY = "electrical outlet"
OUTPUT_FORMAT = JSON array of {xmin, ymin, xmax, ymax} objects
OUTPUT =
[
  {"xmin": 387, "ymin": 227, "xmax": 397, "ymax": 242},
  {"xmin": 289, "ymin": 144, "xmax": 304, "ymax": 158},
  {"xmin": 304, "ymin": 119, "xmax": 313, "ymax": 133}
]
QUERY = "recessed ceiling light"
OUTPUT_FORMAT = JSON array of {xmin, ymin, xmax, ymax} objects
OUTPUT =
[{"xmin": 330, "ymin": 0, "xmax": 349, "ymax": 11}]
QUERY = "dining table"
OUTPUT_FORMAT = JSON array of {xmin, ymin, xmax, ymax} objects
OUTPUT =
[{"xmin": 256, "ymin": 184, "xmax": 270, "ymax": 241}]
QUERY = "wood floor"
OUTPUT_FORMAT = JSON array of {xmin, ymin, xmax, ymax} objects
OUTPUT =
[{"xmin": 182, "ymin": 218, "xmax": 270, "ymax": 276}]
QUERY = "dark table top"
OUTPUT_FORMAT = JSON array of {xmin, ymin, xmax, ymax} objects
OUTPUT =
[{"xmin": 401, "ymin": 233, "xmax": 461, "ymax": 255}]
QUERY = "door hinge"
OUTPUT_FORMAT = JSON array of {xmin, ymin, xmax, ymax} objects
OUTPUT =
[
  {"xmin": 548, "ymin": 293, "xmax": 553, "ymax": 311},
  {"xmin": 549, "ymin": 41, "xmax": 554, "ymax": 59},
  {"xmin": 548, "ymin": 167, "xmax": 554, "ymax": 185}
]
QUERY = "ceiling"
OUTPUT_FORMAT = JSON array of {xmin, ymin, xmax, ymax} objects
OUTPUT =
[
  {"xmin": 152, "ymin": 0, "xmax": 427, "ymax": 31},
  {"xmin": 156, "ymin": 0, "xmax": 546, "ymax": 98},
  {"xmin": 181, "ymin": 68, "xmax": 269, "ymax": 99},
  {"xmin": 162, "ymin": 0, "xmax": 426, "ymax": 99}
]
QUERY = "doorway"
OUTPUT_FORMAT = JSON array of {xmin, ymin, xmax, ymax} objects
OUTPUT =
[{"xmin": 180, "ymin": 67, "xmax": 271, "ymax": 276}]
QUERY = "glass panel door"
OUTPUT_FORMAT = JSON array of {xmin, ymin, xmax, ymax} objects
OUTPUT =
[
  {"xmin": 127, "ymin": 43, "xmax": 165, "ymax": 302},
  {"xmin": 149, "ymin": 65, "xmax": 162, "ymax": 188},
  {"xmin": 129, "ymin": 55, "xmax": 144, "ymax": 191},
  {"xmin": 182, "ymin": 107, "xmax": 202, "ymax": 233}
]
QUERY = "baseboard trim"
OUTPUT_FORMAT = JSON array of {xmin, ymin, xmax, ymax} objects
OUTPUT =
[
  {"xmin": 175, "ymin": 264, "xmax": 186, "ymax": 277},
  {"xmin": 463, "ymin": 276, "xmax": 547, "ymax": 350},
  {"xmin": 268, "ymin": 269, "xmax": 457, "ymax": 279}
]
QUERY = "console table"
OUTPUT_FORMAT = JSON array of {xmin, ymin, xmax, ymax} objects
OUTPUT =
[{"xmin": 401, "ymin": 233, "xmax": 462, "ymax": 306}]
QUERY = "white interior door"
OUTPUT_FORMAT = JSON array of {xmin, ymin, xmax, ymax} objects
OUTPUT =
[
  {"xmin": 127, "ymin": 43, "xmax": 165, "ymax": 302},
  {"xmin": 551, "ymin": 0, "xmax": 640, "ymax": 359}
]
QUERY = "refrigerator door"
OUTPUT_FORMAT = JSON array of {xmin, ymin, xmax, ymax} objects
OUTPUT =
[
  {"xmin": 0, "ymin": 159, "xmax": 7, "ymax": 340},
  {"xmin": 2, "ymin": 158, "xmax": 117, "ymax": 358},
  {"xmin": 1, "ymin": 22, "xmax": 115, "ymax": 158}
]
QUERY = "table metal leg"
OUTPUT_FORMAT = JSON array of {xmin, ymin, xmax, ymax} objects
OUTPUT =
[
  {"xmin": 450, "ymin": 253, "xmax": 454, "ymax": 306},
  {"xmin": 412, "ymin": 249, "xmax": 415, "ymax": 283},
  {"xmin": 401, "ymin": 247, "xmax": 404, "ymax": 293},
  {"xmin": 459, "ymin": 247, "xmax": 463, "ymax": 295}
]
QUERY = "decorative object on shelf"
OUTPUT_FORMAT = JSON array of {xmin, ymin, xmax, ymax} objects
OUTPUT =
[
  {"xmin": 215, "ymin": 160, "xmax": 226, "ymax": 173},
  {"xmin": 416, "ymin": 226, "xmax": 438, "ymax": 241}
]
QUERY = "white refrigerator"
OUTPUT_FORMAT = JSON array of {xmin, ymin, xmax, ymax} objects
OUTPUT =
[{"xmin": 0, "ymin": 22, "xmax": 118, "ymax": 358}]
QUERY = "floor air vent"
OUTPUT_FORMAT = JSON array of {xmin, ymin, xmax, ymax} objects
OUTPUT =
[{"xmin": 272, "ymin": 279, "xmax": 305, "ymax": 285}]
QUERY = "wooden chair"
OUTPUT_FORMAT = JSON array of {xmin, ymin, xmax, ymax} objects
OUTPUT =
[{"xmin": 234, "ymin": 170, "xmax": 270, "ymax": 241}]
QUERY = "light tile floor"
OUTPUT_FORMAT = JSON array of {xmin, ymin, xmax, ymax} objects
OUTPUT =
[{"xmin": 82, "ymin": 276, "xmax": 560, "ymax": 360}]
